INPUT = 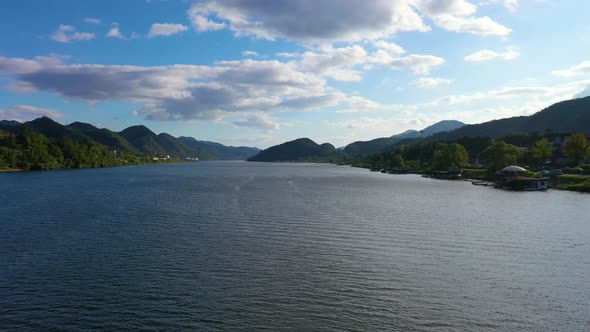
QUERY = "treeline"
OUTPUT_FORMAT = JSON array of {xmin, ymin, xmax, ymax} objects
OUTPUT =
[
  {"xmin": 363, "ymin": 132, "xmax": 590, "ymax": 173},
  {"xmin": 0, "ymin": 129, "xmax": 154, "ymax": 171}
]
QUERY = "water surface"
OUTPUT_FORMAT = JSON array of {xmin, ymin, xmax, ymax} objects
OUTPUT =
[{"xmin": 1, "ymin": 162, "xmax": 589, "ymax": 331}]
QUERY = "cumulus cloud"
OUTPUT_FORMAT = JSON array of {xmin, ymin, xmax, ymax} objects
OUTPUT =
[
  {"xmin": 83, "ymin": 17, "xmax": 101, "ymax": 24},
  {"xmin": 0, "ymin": 54, "xmax": 348, "ymax": 122},
  {"xmin": 188, "ymin": 0, "xmax": 429, "ymax": 42},
  {"xmin": 429, "ymin": 14, "xmax": 511, "ymax": 36},
  {"xmin": 419, "ymin": 0, "xmax": 512, "ymax": 36},
  {"xmin": 426, "ymin": 79, "xmax": 590, "ymax": 106},
  {"xmin": 276, "ymin": 52, "xmax": 299, "ymax": 58},
  {"xmin": 464, "ymin": 48, "xmax": 520, "ymax": 62},
  {"xmin": 233, "ymin": 112, "xmax": 280, "ymax": 131},
  {"xmin": 412, "ymin": 77, "xmax": 453, "ymax": 88},
  {"xmin": 373, "ymin": 40, "xmax": 406, "ymax": 56},
  {"xmin": 0, "ymin": 105, "xmax": 64, "ymax": 122},
  {"xmin": 50, "ymin": 25, "xmax": 95, "ymax": 43},
  {"xmin": 552, "ymin": 60, "xmax": 590, "ymax": 78},
  {"xmin": 148, "ymin": 23, "xmax": 188, "ymax": 38},
  {"xmin": 299, "ymin": 45, "xmax": 368, "ymax": 81},
  {"xmin": 386, "ymin": 54, "xmax": 445, "ymax": 75},
  {"xmin": 241, "ymin": 50, "xmax": 258, "ymax": 57},
  {"xmin": 189, "ymin": 12, "xmax": 227, "ymax": 31},
  {"xmin": 106, "ymin": 27, "xmax": 125, "ymax": 39},
  {"xmin": 482, "ymin": 0, "xmax": 519, "ymax": 12},
  {"xmin": 186, "ymin": 0, "xmax": 511, "ymax": 42},
  {"xmin": 420, "ymin": 0, "xmax": 477, "ymax": 16}
]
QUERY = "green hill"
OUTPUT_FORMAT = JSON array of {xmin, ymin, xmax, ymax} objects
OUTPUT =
[
  {"xmin": 248, "ymin": 138, "xmax": 339, "ymax": 162},
  {"xmin": 345, "ymin": 120, "xmax": 465, "ymax": 155},
  {"xmin": 0, "ymin": 117, "xmax": 259, "ymax": 161},
  {"xmin": 178, "ymin": 137, "xmax": 259, "ymax": 160},
  {"xmin": 432, "ymin": 96, "xmax": 590, "ymax": 141},
  {"xmin": 22, "ymin": 117, "xmax": 91, "ymax": 142},
  {"xmin": 67, "ymin": 122, "xmax": 141, "ymax": 154}
]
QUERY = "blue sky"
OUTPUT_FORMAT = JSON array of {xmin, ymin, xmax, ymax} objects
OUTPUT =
[{"xmin": 1, "ymin": 0, "xmax": 590, "ymax": 148}]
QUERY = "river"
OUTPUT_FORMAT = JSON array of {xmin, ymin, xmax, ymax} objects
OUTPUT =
[{"xmin": 1, "ymin": 161, "xmax": 589, "ymax": 331}]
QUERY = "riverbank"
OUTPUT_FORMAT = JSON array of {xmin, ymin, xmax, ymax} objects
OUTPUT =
[
  {"xmin": 0, "ymin": 159, "xmax": 198, "ymax": 173},
  {"xmin": 0, "ymin": 168, "xmax": 25, "ymax": 172}
]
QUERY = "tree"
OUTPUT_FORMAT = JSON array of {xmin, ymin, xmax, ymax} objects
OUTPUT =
[
  {"xmin": 432, "ymin": 143, "xmax": 469, "ymax": 170},
  {"xmin": 530, "ymin": 138, "xmax": 554, "ymax": 164},
  {"xmin": 390, "ymin": 154, "xmax": 405, "ymax": 169},
  {"xmin": 480, "ymin": 141, "xmax": 522, "ymax": 172},
  {"xmin": 564, "ymin": 133, "xmax": 590, "ymax": 164}
]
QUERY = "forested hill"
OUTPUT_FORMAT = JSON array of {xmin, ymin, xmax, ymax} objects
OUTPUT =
[
  {"xmin": 431, "ymin": 96, "xmax": 590, "ymax": 141},
  {"xmin": 178, "ymin": 137, "xmax": 261, "ymax": 160},
  {"xmin": 248, "ymin": 138, "xmax": 340, "ymax": 162},
  {"xmin": 0, "ymin": 117, "xmax": 260, "ymax": 163},
  {"xmin": 344, "ymin": 120, "xmax": 466, "ymax": 155}
]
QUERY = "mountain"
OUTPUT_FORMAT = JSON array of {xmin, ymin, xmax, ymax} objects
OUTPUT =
[
  {"xmin": 118, "ymin": 125, "xmax": 164, "ymax": 155},
  {"xmin": 345, "ymin": 120, "xmax": 465, "ymax": 155},
  {"xmin": 0, "ymin": 117, "xmax": 251, "ymax": 160},
  {"xmin": 22, "ymin": 117, "xmax": 91, "ymax": 141},
  {"xmin": 0, "ymin": 120, "xmax": 21, "ymax": 127},
  {"xmin": 178, "ymin": 137, "xmax": 259, "ymax": 160},
  {"xmin": 431, "ymin": 96, "xmax": 590, "ymax": 141},
  {"xmin": 67, "ymin": 122, "xmax": 140, "ymax": 154},
  {"xmin": 421, "ymin": 120, "xmax": 465, "ymax": 136},
  {"xmin": 391, "ymin": 129, "xmax": 421, "ymax": 139},
  {"xmin": 248, "ymin": 138, "xmax": 339, "ymax": 162}
]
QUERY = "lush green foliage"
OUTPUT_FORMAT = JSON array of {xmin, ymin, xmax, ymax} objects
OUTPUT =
[
  {"xmin": 431, "ymin": 143, "xmax": 469, "ymax": 170},
  {"xmin": 479, "ymin": 141, "xmax": 523, "ymax": 171},
  {"xmin": 0, "ymin": 129, "xmax": 145, "ymax": 170},
  {"xmin": 431, "ymin": 96, "xmax": 590, "ymax": 141},
  {"xmin": 564, "ymin": 133, "xmax": 590, "ymax": 164},
  {"xmin": 530, "ymin": 138, "xmax": 554, "ymax": 164},
  {"xmin": 248, "ymin": 138, "xmax": 339, "ymax": 162}
]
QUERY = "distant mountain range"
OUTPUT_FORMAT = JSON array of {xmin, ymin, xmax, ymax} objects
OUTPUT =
[
  {"xmin": 4, "ymin": 96, "xmax": 589, "ymax": 164},
  {"xmin": 430, "ymin": 96, "xmax": 590, "ymax": 141},
  {"xmin": 0, "ymin": 117, "xmax": 260, "ymax": 160},
  {"xmin": 250, "ymin": 96, "xmax": 590, "ymax": 161},
  {"xmin": 344, "ymin": 120, "xmax": 466, "ymax": 155},
  {"xmin": 248, "ymin": 138, "xmax": 339, "ymax": 162}
]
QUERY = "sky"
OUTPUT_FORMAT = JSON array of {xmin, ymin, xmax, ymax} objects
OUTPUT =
[{"xmin": 1, "ymin": 0, "xmax": 590, "ymax": 148}]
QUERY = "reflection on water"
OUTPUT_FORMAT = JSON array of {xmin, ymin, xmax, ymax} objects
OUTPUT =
[{"xmin": 1, "ymin": 162, "xmax": 589, "ymax": 331}]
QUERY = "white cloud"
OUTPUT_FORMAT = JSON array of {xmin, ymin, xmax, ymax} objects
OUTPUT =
[
  {"xmin": 189, "ymin": 13, "xmax": 227, "ymax": 32},
  {"xmin": 241, "ymin": 50, "xmax": 258, "ymax": 57},
  {"xmin": 412, "ymin": 77, "xmax": 453, "ymax": 88},
  {"xmin": 419, "ymin": 0, "xmax": 512, "ymax": 36},
  {"xmin": 50, "ymin": 25, "xmax": 95, "ymax": 43},
  {"xmin": 185, "ymin": 0, "xmax": 512, "ymax": 44},
  {"xmin": 0, "ymin": 55, "xmax": 347, "ymax": 123},
  {"xmin": 482, "ymin": 0, "xmax": 519, "ymax": 12},
  {"xmin": 552, "ymin": 60, "xmax": 590, "ymax": 77},
  {"xmin": 83, "ymin": 17, "xmax": 101, "ymax": 24},
  {"xmin": 276, "ymin": 52, "xmax": 299, "ymax": 58},
  {"xmin": 387, "ymin": 54, "xmax": 445, "ymax": 75},
  {"xmin": 106, "ymin": 27, "xmax": 125, "ymax": 39},
  {"xmin": 233, "ymin": 112, "xmax": 280, "ymax": 131},
  {"xmin": 299, "ymin": 45, "xmax": 368, "ymax": 81},
  {"xmin": 421, "ymin": 0, "xmax": 477, "ymax": 16},
  {"xmin": 464, "ymin": 48, "xmax": 520, "ymax": 62},
  {"xmin": 429, "ymin": 14, "xmax": 511, "ymax": 36},
  {"xmin": 373, "ymin": 40, "xmax": 406, "ymax": 56},
  {"xmin": 427, "ymin": 79, "xmax": 590, "ymax": 106},
  {"xmin": 148, "ymin": 23, "xmax": 188, "ymax": 38},
  {"xmin": 0, "ymin": 105, "xmax": 64, "ymax": 122},
  {"xmin": 188, "ymin": 0, "xmax": 429, "ymax": 42}
]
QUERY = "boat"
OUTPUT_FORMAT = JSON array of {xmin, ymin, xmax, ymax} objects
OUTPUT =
[
  {"xmin": 471, "ymin": 180, "xmax": 491, "ymax": 186},
  {"xmin": 494, "ymin": 177, "xmax": 549, "ymax": 191}
]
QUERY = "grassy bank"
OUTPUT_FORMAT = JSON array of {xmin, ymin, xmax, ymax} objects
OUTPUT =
[{"xmin": 551, "ymin": 174, "xmax": 590, "ymax": 193}]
